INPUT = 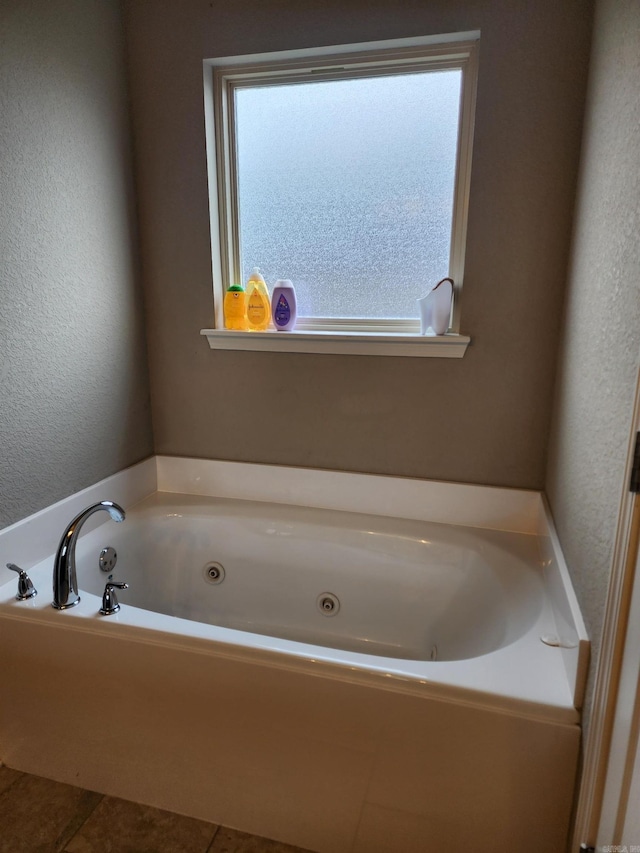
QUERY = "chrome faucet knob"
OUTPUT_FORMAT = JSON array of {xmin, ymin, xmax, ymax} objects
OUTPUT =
[
  {"xmin": 6, "ymin": 563, "xmax": 37, "ymax": 601},
  {"xmin": 99, "ymin": 581, "xmax": 128, "ymax": 616}
]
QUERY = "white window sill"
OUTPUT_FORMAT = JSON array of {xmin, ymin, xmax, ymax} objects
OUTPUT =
[{"xmin": 200, "ymin": 328, "xmax": 470, "ymax": 358}]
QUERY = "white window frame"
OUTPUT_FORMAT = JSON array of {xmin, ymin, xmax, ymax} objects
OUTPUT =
[{"xmin": 202, "ymin": 33, "xmax": 478, "ymax": 358}]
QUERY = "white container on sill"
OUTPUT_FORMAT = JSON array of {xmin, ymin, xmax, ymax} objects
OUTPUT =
[{"xmin": 418, "ymin": 277, "xmax": 453, "ymax": 335}]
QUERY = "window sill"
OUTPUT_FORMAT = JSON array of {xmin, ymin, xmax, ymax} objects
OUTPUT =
[{"xmin": 200, "ymin": 328, "xmax": 470, "ymax": 358}]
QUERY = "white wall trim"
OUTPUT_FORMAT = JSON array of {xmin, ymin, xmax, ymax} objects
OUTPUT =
[
  {"xmin": 200, "ymin": 328, "xmax": 471, "ymax": 358},
  {"xmin": 597, "ymin": 540, "xmax": 640, "ymax": 845},
  {"xmin": 571, "ymin": 369, "xmax": 640, "ymax": 850}
]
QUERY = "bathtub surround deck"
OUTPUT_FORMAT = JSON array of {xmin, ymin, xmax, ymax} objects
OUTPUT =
[{"xmin": 0, "ymin": 457, "xmax": 589, "ymax": 853}]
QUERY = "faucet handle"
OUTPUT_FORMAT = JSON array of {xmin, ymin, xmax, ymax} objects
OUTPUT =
[
  {"xmin": 99, "ymin": 581, "xmax": 128, "ymax": 616},
  {"xmin": 6, "ymin": 564, "xmax": 37, "ymax": 601}
]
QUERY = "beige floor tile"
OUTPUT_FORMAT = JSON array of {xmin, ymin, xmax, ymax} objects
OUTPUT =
[
  {"xmin": 0, "ymin": 764, "xmax": 23, "ymax": 794},
  {"xmin": 64, "ymin": 795, "xmax": 217, "ymax": 853},
  {"xmin": 0, "ymin": 773, "xmax": 102, "ymax": 853},
  {"xmin": 208, "ymin": 827, "xmax": 315, "ymax": 853}
]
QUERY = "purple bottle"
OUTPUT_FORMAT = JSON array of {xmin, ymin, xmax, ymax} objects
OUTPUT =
[{"xmin": 271, "ymin": 280, "xmax": 297, "ymax": 331}]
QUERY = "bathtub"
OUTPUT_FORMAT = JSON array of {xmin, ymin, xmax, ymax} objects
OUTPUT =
[{"xmin": 0, "ymin": 456, "xmax": 588, "ymax": 853}]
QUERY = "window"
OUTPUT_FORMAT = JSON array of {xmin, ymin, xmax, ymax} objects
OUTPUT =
[{"xmin": 203, "ymin": 34, "xmax": 478, "ymax": 357}]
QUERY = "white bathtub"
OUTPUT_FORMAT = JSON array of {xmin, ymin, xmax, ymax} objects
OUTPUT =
[{"xmin": 0, "ymin": 457, "xmax": 589, "ymax": 853}]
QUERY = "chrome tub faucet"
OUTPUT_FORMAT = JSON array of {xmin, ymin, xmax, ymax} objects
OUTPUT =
[{"xmin": 52, "ymin": 501, "xmax": 125, "ymax": 610}]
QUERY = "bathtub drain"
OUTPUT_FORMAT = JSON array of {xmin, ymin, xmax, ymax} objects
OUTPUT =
[{"xmin": 317, "ymin": 592, "xmax": 340, "ymax": 617}]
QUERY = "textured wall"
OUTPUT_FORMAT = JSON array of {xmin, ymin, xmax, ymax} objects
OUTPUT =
[
  {"xmin": 123, "ymin": 0, "xmax": 593, "ymax": 490},
  {"xmin": 0, "ymin": 0, "xmax": 153, "ymax": 529},
  {"xmin": 545, "ymin": 0, "xmax": 640, "ymax": 725}
]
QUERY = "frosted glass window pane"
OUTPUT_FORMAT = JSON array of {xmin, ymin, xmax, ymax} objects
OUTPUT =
[{"xmin": 235, "ymin": 70, "xmax": 461, "ymax": 319}]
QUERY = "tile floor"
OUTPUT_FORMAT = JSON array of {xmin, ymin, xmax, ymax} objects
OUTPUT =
[{"xmin": 0, "ymin": 766, "xmax": 314, "ymax": 853}]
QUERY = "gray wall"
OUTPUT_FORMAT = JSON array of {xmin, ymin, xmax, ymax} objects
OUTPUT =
[
  {"xmin": 123, "ymin": 0, "xmax": 593, "ymax": 490},
  {"xmin": 0, "ymin": 0, "xmax": 153, "ymax": 529},
  {"xmin": 546, "ymin": 0, "xmax": 640, "ymax": 724}
]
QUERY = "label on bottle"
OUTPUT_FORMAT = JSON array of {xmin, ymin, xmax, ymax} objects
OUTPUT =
[
  {"xmin": 247, "ymin": 292, "xmax": 268, "ymax": 325},
  {"xmin": 274, "ymin": 293, "xmax": 291, "ymax": 326},
  {"xmin": 225, "ymin": 291, "xmax": 245, "ymax": 319}
]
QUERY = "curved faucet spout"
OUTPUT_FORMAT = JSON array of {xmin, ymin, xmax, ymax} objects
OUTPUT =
[{"xmin": 52, "ymin": 501, "xmax": 126, "ymax": 610}]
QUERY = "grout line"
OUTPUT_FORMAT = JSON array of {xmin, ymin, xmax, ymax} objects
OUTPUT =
[
  {"xmin": 56, "ymin": 788, "xmax": 104, "ymax": 852},
  {"xmin": 0, "ymin": 769, "xmax": 25, "ymax": 800},
  {"xmin": 349, "ymin": 749, "xmax": 380, "ymax": 853},
  {"xmin": 205, "ymin": 823, "xmax": 221, "ymax": 852}
]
